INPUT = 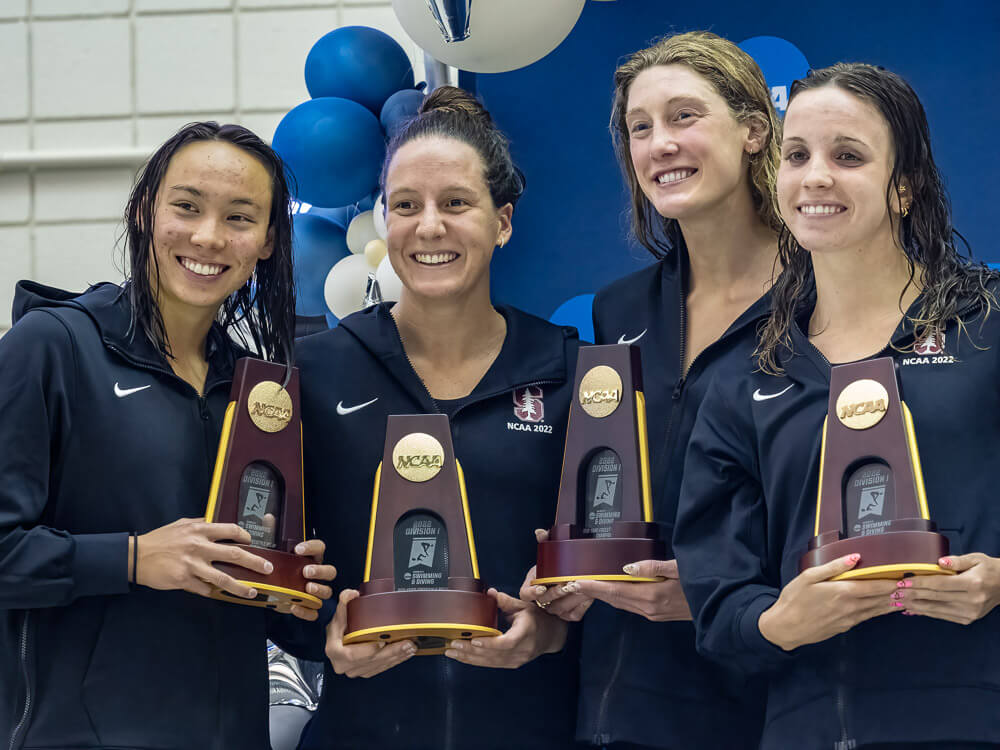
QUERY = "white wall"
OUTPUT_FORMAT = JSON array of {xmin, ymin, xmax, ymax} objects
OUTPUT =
[{"xmin": 0, "ymin": 0, "xmax": 424, "ymax": 331}]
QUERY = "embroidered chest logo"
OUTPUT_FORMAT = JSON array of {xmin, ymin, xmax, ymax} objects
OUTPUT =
[
  {"xmin": 914, "ymin": 331, "xmax": 944, "ymax": 355},
  {"xmin": 902, "ymin": 331, "xmax": 954, "ymax": 366},
  {"xmin": 513, "ymin": 386, "xmax": 545, "ymax": 423}
]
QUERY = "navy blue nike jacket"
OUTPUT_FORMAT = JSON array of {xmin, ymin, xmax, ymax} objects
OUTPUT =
[
  {"xmin": 292, "ymin": 303, "xmax": 581, "ymax": 750},
  {"xmin": 0, "ymin": 281, "xmax": 277, "ymax": 749},
  {"xmin": 581, "ymin": 249, "xmax": 768, "ymax": 749},
  {"xmin": 675, "ymin": 289, "xmax": 1000, "ymax": 749}
]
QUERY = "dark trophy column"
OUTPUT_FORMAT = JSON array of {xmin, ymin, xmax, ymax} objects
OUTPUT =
[
  {"xmin": 799, "ymin": 356, "xmax": 952, "ymax": 580},
  {"xmin": 203, "ymin": 358, "xmax": 322, "ymax": 613},
  {"xmin": 534, "ymin": 344, "xmax": 666, "ymax": 585},
  {"xmin": 344, "ymin": 414, "xmax": 500, "ymax": 655}
]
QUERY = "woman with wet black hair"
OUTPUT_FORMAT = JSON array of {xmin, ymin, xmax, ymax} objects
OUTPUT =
[
  {"xmin": 676, "ymin": 63, "xmax": 1000, "ymax": 749},
  {"xmin": 0, "ymin": 122, "xmax": 335, "ymax": 750}
]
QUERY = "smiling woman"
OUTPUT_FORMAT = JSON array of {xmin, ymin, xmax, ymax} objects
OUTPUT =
[
  {"xmin": 0, "ymin": 122, "xmax": 336, "ymax": 750},
  {"xmin": 292, "ymin": 88, "xmax": 583, "ymax": 750}
]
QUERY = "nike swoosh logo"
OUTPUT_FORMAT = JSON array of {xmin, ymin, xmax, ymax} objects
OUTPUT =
[
  {"xmin": 617, "ymin": 329, "xmax": 647, "ymax": 345},
  {"xmin": 336, "ymin": 398, "xmax": 379, "ymax": 415},
  {"xmin": 114, "ymin": 383, "xmax": 151, "ymax": 398},
  {"xmin": 752, "ymin": 384, "xmax": 794, "ymax": 402}
]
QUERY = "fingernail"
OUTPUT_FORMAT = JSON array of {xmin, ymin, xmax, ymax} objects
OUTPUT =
[
  {"xmin": 295, "ymin": 543, "xmax": 306, "ymax": 554},
  {"xmin": 263, "ymin": 562, "xmax": 274, "ymax": 574},
  {"xmin": 903, "ymin": 579, "xmax": 913, "ymax": 588},
  {"xmin": 449, "ymin": 641, "xmax": 464, "ymax": 651},
  {"xmin": 562, "ymin": 582, "xmax": 579, "ymax": 594},
  {"xmin": 848, "ymin": 554, "xmax": 861, "ymax": 564},
  {"xmin": 444, "ymin": 649, "xmax": 457, "ymax": 658},
  {"xmin": 892, "ymin": 601, "xmax": 903, "ymax": 608},
  {"xmin": 534, "ymin": 586, "xmax": 546, "ymax": 596},
  {"xmin": 404, "ymin": 644, "xmax": 417, "ymax": 655},
  {"xmin": 247, "ymin": 589, "xmax": 258, "ymax": 598},
  {"xmin": 891, "ymin": 591, "xmax": 902, "ymax": 600},
  {"xmin": 940, "ymin": 557, "xmax": 952, "ymax": 567},
  {"xmin": 896, "ymin": 580, "xmax": 906, "ymax": 588},
  {"xmin": 304, "ymin": 565, "xmax": 315, "ymax": 578},
  {"xmin": 623, "ymin": 564, "xmax": 638, "ymax": 576},
  {"xmin": 472, "ymin": 640, "xmax": 484, "ymax": 648}
]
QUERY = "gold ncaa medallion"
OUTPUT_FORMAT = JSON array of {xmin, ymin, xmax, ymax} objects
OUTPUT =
[
  {"xmin": 579, "ymin": 365, "xmax": 624, "ymax": 419},
  {"xmin": 392, "ymin": 432, "xmax": 445, "ymax": 482},
  {"xmin": 247, "ymin": 381, "xmax": 293, "ymax": 433},
  {"xmin": 836, "ymin": 379, "xmax": 890, "ymax": 430}
]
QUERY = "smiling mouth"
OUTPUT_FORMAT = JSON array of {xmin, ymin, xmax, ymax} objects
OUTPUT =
[
  {"xmin": 179, "ymin": 256, "xmax": 228, "ymax": 277},
  {"xmin": 798, "ymin": 204, "xmax": 846, "ymax": 216},
  {"xmin": 656, "ymin": 168, "xmax": 697, "ymax": 185},
  {"xmin": 414, "ymin": 252, "xmax": 458, "ymax": 266}
]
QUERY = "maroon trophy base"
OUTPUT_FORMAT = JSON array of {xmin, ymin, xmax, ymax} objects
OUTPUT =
[
  {"xmin": 532, "ymin": 535, "xmax": 668, "ymax": 585},
  {"xmin": 343, "ymin": 584, "xmax": 501, "ymax": 655},
  {"xmin": 210, "ymin": 543, "xmax": 323, "ymax": 613},
  {"xmin": 799, "ymin": 527, "xmax": 952, "ymax": 580}
]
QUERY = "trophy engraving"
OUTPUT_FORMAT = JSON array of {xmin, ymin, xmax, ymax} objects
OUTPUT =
[
  {"xmin": 533, "ymin": 344, "xmax": 666, "ymax": 585},
  {"xmin": 800, "ymin": 357, "xmax": 952, "ymax": 580},
  {"xmin": 343, "ymin": 414, "xmax": 500, "ymax": 654},
  {"xmin": 203, "ymin": 359, "xmax": 322, "ymax": 612}
]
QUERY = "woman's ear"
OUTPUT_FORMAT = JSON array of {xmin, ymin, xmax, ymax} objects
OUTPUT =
[
  {"xmin": 744, "ymin": 113, "xmax": 770, "ymax": 156},
  {"xmin": 496, "ymin": 203, "xmax": 513, "ymax": 248},
  {"xmin": 258, "ymin": 227, "xmax": 275, "ymax": 260},
  {"xmin": 893, "ymin": 179, "xmax": 913, "ymax": 218}
]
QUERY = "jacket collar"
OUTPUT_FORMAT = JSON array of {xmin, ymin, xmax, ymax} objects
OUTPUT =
[
  {"xmin": 13, "ymin": 280, "xmax": 238, "ymax": 388},
  {"xmin": 337, "ymin": 302, "xmax": 573, "ymax": 411}
]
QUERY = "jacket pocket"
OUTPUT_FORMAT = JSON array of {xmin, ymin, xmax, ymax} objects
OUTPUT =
[{"xmin": 81, "ymin": 591, "xmax": 221, "ymax": 749}]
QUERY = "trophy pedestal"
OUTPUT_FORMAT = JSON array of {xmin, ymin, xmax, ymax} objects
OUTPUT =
[
  {"xmin": 800, "ymin": 523, "xmax": 951, "ymax": 581},
  {"xmin": 533, "ymin": 523, "xmax": 666, "ymax": 584},
  {"xmin": 210, "ymin": 544, "xmax": 323, "ymax": 612},
  {"xmin": 345, "ymin": 579, "xmax": 500, "ymax": 655}
]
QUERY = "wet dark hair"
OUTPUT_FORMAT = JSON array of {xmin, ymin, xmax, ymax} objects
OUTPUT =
[
  {"xmin": 379, "ymin": 85, "xmax": 525, "ymax": 209},
  {"xmin": 758, "ymin": 63, "xmax": 998, "ymax": 374},
  {"xmin": 122, "ymin": 121, "xmax": 295, "ymax": 365}
]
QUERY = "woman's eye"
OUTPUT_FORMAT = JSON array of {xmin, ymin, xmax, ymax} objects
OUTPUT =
[
  {"xmin": 447, "ymin": 198, "xmax": 467, "ymax": 207},
  {"xmin": 785, "ymin": 150, "xmax": 808, "ymax": 163},
  {"xmin": 173, "ymin": 201, "xmax": 196, "ymax": 211},
  {"xmin": 229, "ymin": 214, "xmax": 254, "ymax": 223},
  {"xmin": 629, "ymin": 122, "xmax": 650, "ymax": 134},
  {"xmin": 394, "ymin": 201, "xmax": 414, "ymax": 211},
  {"xmin": 836, "ymin": 152, "xmax": 861, "ymax": 162},
  {"xmin": 675, "ymin": 111, "xmax": 695, "ymax": 121}
]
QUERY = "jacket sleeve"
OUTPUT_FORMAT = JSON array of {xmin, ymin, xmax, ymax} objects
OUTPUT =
[
  {"xmin": 0, "ymin": 310, "xmax": 130, "ymax": 609},
  {"xmin": 591, "ymin": 292, "xmax": 607, "ymax": 346},
  {"xmin": 265, "ymin": 602, "xmax": 333, "ymax": 662},
  {"xmin": 673, "ymin": 376, "xmax": 793, "ymax": 675}
]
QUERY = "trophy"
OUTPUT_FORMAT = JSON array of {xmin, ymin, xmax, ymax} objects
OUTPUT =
[
  {"xmin": 799, "ymin": 356, "xmax": 952, "ymax": 580},
  {"xmin": 203, "ymin": 358, "xmax": 322, "ymax": 613},
  {"xmin": 533, "ymin": 344, "xmax": 666, "ymax": 585},
  {"xmin": 343, "ymin": 414, "xmax": 500, "ymax": 655}
]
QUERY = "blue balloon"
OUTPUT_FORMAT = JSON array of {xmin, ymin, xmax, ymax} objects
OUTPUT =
[
  {"xmin": 292, "ymin": 213, "xmax": 351, "ymax": 316},
  {"xmin": 325, "ymin": 312, "xmax": 339, "ymax": 329},
  {"xmin": 380, "ymin": 88, "xmax": 425, "ymax": 140},
  {"xmin": 273, "ymin": 97, "xmax": 386, "ymax": 208},
  {"xmin": 305, "ymin": 26, "xmax": 415, "ymax": 115},
  {"xmin": 549, "ymin": 293, "xmax": 595, "ymax": 344}
]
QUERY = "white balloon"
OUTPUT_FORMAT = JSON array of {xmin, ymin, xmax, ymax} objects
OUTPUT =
[
  {"xmin": 324, "ymin": 254, "xmax": 373, "ymax": 318},
  {"xmin": 375, "ymin": 254, "xmax": 405, "ymax": 303},
  {"xmin": 364, "ymin": 238, "xmax": 388, "ymax": 268},
  {"xmin": 392, "ymin": 0, "xmax": 585, "ymax": 74},
  {"xmin": 373, "ymin": 193, "xmax": 387, "ymax": 240},
  {"xmin": 346, "ymin": 210, "xmax": 379, "ymax": 254}
]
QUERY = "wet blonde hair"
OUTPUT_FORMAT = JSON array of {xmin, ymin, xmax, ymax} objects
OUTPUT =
[{"xmin": 610, "ymin": 31, "xmax": 782, "ymax": 258}]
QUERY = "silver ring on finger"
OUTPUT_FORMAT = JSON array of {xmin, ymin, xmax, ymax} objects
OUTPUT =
[{"xmin": 535, "ymin": 600, "xmax": 549, "ymax": 609}]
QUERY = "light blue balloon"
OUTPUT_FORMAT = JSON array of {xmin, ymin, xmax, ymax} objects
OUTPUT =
[
  {"xmin": 305, "ymin": 26, "xmax": 415, "ymax": 115},
  {"xmin": 292, "ymin": 213, "xmax": 351, "ymax": 316},
  {"xmin": 273, "ymin": 97, "xmax": 386, "ymax": 208},
  {"xmin": 549, "ymin": 293, "xmax": 595, "ymax": 344},
  {"xmin": 380, "ymin": 88, "xmax": 425, "ymax": 140}
]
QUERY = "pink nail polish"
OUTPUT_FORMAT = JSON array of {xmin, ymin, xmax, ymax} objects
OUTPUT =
[
  {"xmin": 941, "ymin": 558, "xmax": 952, "ymax": 567},
  {"xmin": 903, "ymin": 579, "xmax": 913, "ymax": 588},
  {"xmin": 893, "ymin": 601, "xmax": 903, "ymax": 607},
  {"xmin": 896, "ymin": 580, "xmax": 906, "ymax": 588},
  {"xmin": 848, "ymin": 553, "xmax": 861, "ymax": 564}
]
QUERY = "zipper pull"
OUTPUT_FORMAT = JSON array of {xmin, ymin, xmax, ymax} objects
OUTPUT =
[
  {"xmin": 198, "ymin": 396, "xmax": 210, "ymax": 421},
  {"xmin": 672, "ymin": 378, "xmax": 685, "ymax": 400}
]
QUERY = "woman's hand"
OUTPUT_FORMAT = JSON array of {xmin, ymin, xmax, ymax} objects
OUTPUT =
[
  {"xmin": 519, "ymin": 529, "xmax": 595, "ymax": 621},
  {"xmin": 134, "ymin": 517, "xmax": 275, "ymax": 600},
  {"xmin": 324, "ymin": 589, "xmax": 416, "ymax": 678},
  {"xmin": 563, "ymin": 559, "xmax": 691, "ymax": 622},
  {"xmin": 289, "ymin": 538, "xmax": 337, "ymax": 621},
  {"xmin": 900, "ymin": 553, "xmax": 1000, "ymax": 624},
  {"xmin": 758, "ymin": 554, "xmax": 899, "ymax": 651},
  {"xmin": 444, "ymin": 589, "xmax": 567, "ymax": 669}
]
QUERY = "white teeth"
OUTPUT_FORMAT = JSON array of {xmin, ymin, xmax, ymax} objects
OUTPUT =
[
  {"xmin": 657, "ymin": 169, "xmax": 695, "ymax": 185},
  {"xmin": 180, "ymin": 257, "xmax": 225, "ymax": 276},
  {"xmin": 800, "ymin": 205, "xmax": 845, "ymax": 215},
  {"xmin": 414, "ymin": 252, "xmax": 457, "ymax": 265}
]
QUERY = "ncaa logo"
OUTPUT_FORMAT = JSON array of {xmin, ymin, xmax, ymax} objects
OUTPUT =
[
  {"xmin": 738, "ymin": 36, "xmax": 811, "ymax": 115},
  {"xmin": 914, "ymin": 331, "xmax": 944, "ymax": 355},
  {"xmin": 513, "ymin": 386, "xmax": 544, "ymax": 423}
]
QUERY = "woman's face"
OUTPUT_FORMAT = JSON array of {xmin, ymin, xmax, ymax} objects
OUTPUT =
[
  {"xmin": 626, "ymin": 64, "xmax": 758, "ymax": 222},
  {"xmin": 150, "ymin": 140, "xmax": 274, "ymax": 318},
  {"xmin": 384, "ymin": 136, "xmax": 511, "ymax": 302},
  {"xmin": 778, "ymin": 85, "xmax": 899, "ymax": 256}
]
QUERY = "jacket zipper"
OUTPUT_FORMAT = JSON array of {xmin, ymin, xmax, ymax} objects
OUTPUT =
[
  {"xmin": 8, "ymin": 611, "xmax": 32, "ymax": 750},
  {"xmin": 591, "ymin": 623, "xmax": 629, "ymax": 744},
  {"xmin": 833, "ymin": 637, "xmax": 856, "ymax": 750}
]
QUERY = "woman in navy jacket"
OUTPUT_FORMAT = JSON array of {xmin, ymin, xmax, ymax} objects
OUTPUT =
[
  {"xmin": 292, "ymin": 87, "xmax": 580, "ymax": 749},
  {"xmin": 0, "ymin": 123, "xmax": 334, "ymax": 750},
  {"xmin": 523, "ymin": 31, "xmax": 778, "ymax": 749},
  {"xmin": 676, "ymin": 63, "xmax": 1000, "ymax": 749}
]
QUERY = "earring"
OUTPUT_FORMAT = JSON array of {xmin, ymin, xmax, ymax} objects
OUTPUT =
[{"xmin": 899, "ymin": 185, "xmax": 910, "ymax": 217}]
